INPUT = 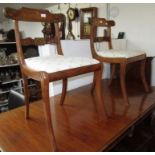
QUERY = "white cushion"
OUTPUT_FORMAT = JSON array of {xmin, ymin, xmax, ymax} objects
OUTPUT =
[
  {"xmin": 25, "ymin": 55, "xmax": 99, "ymax": 73},
  {"xmin": 97, "ymin": 50, "xmax": 146, "ymax": 58}
]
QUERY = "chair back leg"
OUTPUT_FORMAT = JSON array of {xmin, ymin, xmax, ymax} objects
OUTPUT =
[
  {"xmin": 60, "ymin": 78, "xmax": 67, "ymax": 105},
  {"xmin": 94, "ymin": 65, "xmax": 107, "ymax": 120},
  {"xmin": 109, "ymin": 64, "xmax": 116, "ymax": 86},
  {"xmin": 140, "ymin": 59, "xmax": 149, "ymax": 92}
]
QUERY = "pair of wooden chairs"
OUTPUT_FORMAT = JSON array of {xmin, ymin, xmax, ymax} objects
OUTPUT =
[{"xmin": 4, "ymin": 7, "xmax": 149, "ymax": 151}]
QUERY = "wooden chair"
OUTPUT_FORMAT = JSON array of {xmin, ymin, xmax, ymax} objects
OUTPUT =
[
  {"xmin": 90, "ymin": 18, "xmax": 149, "ymax": 105},
  {"xmin": 4, "ymin": 7, "xmax": 104, "ymax": 151}
]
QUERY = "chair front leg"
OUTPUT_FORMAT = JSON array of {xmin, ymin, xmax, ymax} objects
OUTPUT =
[
  {"xmin": 40, "ymin": 73, "xmax": 57, "ymax": 151},
  {"xmin": 91, "ymin": 63, "xmax": 103, "ymax": 94},
  {"xmin": 60, "ymin": 78, "xmax": 67, "ymax": 105},
  {"xmin": 22, "ymin": 74, "xmax": 30, "ymax": 119},
  {"xmin": 120, "ymin": 62, "xmax": 129, "ymax": 105},
  {"xmin": 140, "ymin": 59, "xmax": 149, "ymax": 92},
  {"xmin": 94, "ymin": 65, "xmax": 106, "ymax": 119},
  {"xmin": 91, "ymin": 72, "xmax": 96, "ymax": 94}
]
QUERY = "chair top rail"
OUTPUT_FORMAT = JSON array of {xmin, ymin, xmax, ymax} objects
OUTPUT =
[{"xmin": 4, "ymin": 7, "xmax": 58, "ymax": 23}]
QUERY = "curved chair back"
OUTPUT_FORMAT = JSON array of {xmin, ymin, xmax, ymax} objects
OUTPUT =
[
  {"xmin": 4, "ymin": 7, "xmax": 64, "ymax": 66},
  {"xmin": 90, "ymin": 18, "xmax": 115, "ymax": 57}
]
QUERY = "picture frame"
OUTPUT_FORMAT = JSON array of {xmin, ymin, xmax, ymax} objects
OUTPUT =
[
  {"xmin": 117, "ymin": 32, "xmax": 125, "ymax": 39},
  {"xmin": 80, "ymin": 7, "xmax": 97, "ymax": 39}
]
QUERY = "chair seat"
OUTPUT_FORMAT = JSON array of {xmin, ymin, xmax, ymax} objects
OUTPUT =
[
  {"xmin": 97, "ymin": 50, "xmax": 146, "ymax": 58},
  {"xmin": 25, "ymin": 55, "xmax": 99, "ymax": 73}
]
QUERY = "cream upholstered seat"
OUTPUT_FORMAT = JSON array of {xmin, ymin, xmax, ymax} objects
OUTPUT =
[
  {"xmin": 97, "ymin": 50, "xmax": 145, "ymax": 58},
  {"xmin": 25, "ymin": 55, "xmax": 99, "ymax": 73}
]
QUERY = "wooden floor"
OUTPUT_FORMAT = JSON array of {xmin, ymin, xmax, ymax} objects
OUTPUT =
[{"xmin": 0, "ymin": 79, "xmax": 155, "ymax": 152}]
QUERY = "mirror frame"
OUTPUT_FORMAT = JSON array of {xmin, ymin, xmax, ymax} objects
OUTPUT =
[{"xmin": 80, "ymin": 7, "xmax": 97, "ymax": 39}]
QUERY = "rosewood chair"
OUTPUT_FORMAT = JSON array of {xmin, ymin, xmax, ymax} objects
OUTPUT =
[
  {"xmin": 90, "ymin": 18, "xmax": 149, "ymax": 105},
  {"xmin": 4, "ymin": 7, "xmax": 104, "ymax": 151}
]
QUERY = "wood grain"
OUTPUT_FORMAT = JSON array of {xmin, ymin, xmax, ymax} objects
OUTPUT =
[{"xmin": 0, "ymin": 80, "xmax": 155, "ymax": 152}]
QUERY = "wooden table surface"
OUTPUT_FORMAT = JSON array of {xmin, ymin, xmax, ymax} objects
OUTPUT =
[{"xmin": 0, "ymin": 80, "xmax": 155, "ymax": 152}]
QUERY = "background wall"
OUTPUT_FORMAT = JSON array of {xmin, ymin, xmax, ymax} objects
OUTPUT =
[
  {"xmin": 2, "ymin": 3, "xmax": 155, "ymax": 86},
  {"xmin": 110, "ymin": 3, "xmax": 155, "ymax": 85},
  {"xmin": 0, "ymin": 23, "xmax": 2, "ymax": 29}
]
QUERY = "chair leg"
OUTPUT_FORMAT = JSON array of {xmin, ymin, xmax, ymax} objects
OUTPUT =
[
  {"xmin": 60, "ymin": 78, "xmax": 67, "ymax": 105},
  {"xmin": 140, "ymin": 59, "xmax": 149, "ymax": 92},
  {"xmin": 40, "ymin": 73, "xmax": 57, "ymax": 151},
  {"xmin": 22, "ymin": 75, "xmax": 30, "ymax": 119},
  {"xmin": 120, "ymin": 63, "xmax": 129, "ymax": 105},
  {"xmin": 109, "ymin": 63, "xmax": 116, "ymax": 86},
  {"xmin": 91, "ymin": 73, "xmax": 96, "ymax": 94}
]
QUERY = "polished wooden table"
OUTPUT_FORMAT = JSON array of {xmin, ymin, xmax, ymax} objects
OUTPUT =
[{"xmin": 0, "ymin": 80, "xmax": 155, "ymax": 152}]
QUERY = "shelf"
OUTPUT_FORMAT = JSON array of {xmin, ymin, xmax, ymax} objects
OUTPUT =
[
  {"xmin": 28, "ymin": 84, "xmax": 36, "ymax": 87},
  {"xmin": 0, "ymin": 63, "xmax": 19, "ymax": 68},
  {"xmin": 0, "ymin": 37, "xmax": 40, "ymax": 107},
  {"xmin": 0, "ymin": 42, "xmax": 16, "ymax": 44},
  {"xmin": 0, "ymin": 83, "xmax": 36, "ymax": 95},
  {"xmin": 0, "ymin": 41, "xmax": 23, "ymax": 110},
  {"xmin": 0, "ymin": 90, "xmax": 10, "ymax": 94},
  {"xmin": 1, "ymin": 79, "xmax": 22, "ymax": 85},
  {"xmin": 13, "ymin": 84, "xmax": 36, "ymax": 91},
  {"xmin": 0, "ymin": 87, "xmax": 21, "ymax": 94},
  {"xmin": 0, "ymin": 100, "xmax": 8, "ymax": 106}
]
